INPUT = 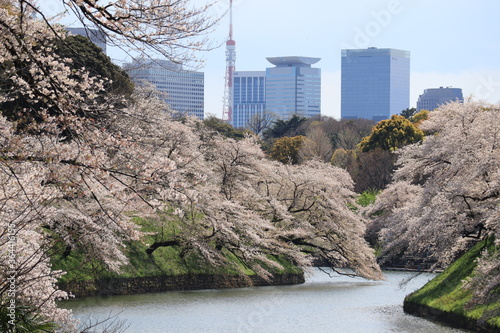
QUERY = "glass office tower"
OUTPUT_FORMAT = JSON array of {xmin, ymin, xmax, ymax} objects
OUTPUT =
[
  {"xmin": 68, "ymin": 27, "xmax": 107, "ymax": 54},
  {"xmin": 265, "ymin": 56, "xmax": 321, "ymax": 120},
  {"xmin": 123, "ymin": 58, "xmax": 205, "ymax": 120},
  {"xmin": 416, "ymin": 87, "xmax": 463, "ymax": 111},
  {"xmin": 232, "ymin": 71, "xmax": 266, "ymax": 129},
  {"xmin": 341, "ymin": 48, "xmax": 410, "ymax": 122}
]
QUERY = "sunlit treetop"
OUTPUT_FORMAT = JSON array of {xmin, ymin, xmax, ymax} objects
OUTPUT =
[{"xmin": 357, "ymin": 115, "xmax": 425, "ymax": 152}]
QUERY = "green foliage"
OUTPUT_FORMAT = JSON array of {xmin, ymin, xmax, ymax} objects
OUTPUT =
[
  {"xmin": 406, "ymin": 238, "xmax": 500, "ymax": 329},
  {"xmin": 269, "ymin": 135, "xmax": 306, "ymax": 164},
  {"xmin": 56, "ymin": 34, "xmax": 135, "ymax": 96},
  {"xmin": 260, "ymin": 116, "xmax": 374, "ymax": 159},
  {"xmin": 349, "ymin": 189, "xmax": 381, "ymax": 214},
  {"xmin": 410, "ymin": 109, "xmax": 430, "ymax": 125},
  {"xmin": 0, "ymin": 303, "xmax": 58, "ymax": 333},
  {"xmin": 52, "ymin": 214, "xmax": 301, "ymax": 286},
  {"xmin": 358, "ymin": 115, "xmax": 425, "ymax": 152},
  {"xmin": 203, "ymin": 116, "xmax": 248, "ymax": 140},
  {"xmin": 400, "ymin": 108, "xmax": 430, "ymax": 126},
  {"xmin": 356, "ymin": 189, "xmax": 381, "ymax": 207},
  {"xmin": 263, "ymin": 115, "xmax": 307, "ymax": 140},
  {"xmin": 400, "ymin": 107, "xmax": 417, "ymax": 119},
  {"xmin": 0, "ymin": 33, "xmax": 134, "ymax": 129}
]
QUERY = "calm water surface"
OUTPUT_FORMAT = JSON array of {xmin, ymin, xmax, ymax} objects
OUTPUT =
[{"xmin": 64, "ymin": 269, "xmax": 467, "ymax": 333}]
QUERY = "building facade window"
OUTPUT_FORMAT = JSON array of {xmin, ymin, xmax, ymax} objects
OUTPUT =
[
  {"xmin": 123, "ymin": 58, "xmax": 205, "ymax": 120},
  {"xmin": 232, "ymin": 57, "xmax": 322, "ymax": 130},
  {"xmin": 232, "ymin": 71, "xmax": 266, "ymax": 129},
  {"xmin": 416, "ymin": 87, "xmax": 463, "ymax": 111},
  {"xmin": 341, "ymin": 48, "xmax": 410, "ymax": 121},
  {"xmin": 265, "ymin": 56, "xmax": 321, "ymax": 121}
]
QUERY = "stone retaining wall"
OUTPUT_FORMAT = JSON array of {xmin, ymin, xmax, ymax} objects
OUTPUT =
[{"xmin": 60, "ymin": 273, "xmax": 305, "ymax": 298}]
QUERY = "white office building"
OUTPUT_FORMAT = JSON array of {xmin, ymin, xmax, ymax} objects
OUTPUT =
[
  {"xmin": 123, "ymin": 58, "xmax": 205, "ymax": 120},
  {"xmin": 265, "ymin": 56, "xmax": 321, "ymax": 120},
  {"xmin": 416, "ymin": 87, "xmax": 463, "ymax": 111}
]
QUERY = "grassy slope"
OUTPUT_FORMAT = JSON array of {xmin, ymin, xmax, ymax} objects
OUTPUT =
[
  {"xmin": 405, "ymin": 238, "xmax": 499, "ymax": 330},
  {"xmin": 52, "ymin": 216, "xmax": 302, "ymax": 284}
]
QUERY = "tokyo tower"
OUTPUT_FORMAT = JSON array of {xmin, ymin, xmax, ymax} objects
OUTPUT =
[{"xmin": 222, "ymin": 0, "xmax": 236, "ymax": 122}]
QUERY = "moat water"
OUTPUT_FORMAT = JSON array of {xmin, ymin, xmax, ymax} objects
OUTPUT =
[{"xmin": 64, "ymin": 269, "xmax": 467, "ymax": 333}]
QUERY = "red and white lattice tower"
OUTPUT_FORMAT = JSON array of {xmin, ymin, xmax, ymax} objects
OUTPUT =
[{"xmin": 222, "ymin": 0, "xmax": 236, "ymax": 122}]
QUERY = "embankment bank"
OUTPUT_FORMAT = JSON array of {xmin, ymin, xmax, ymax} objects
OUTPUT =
[
  {"xmin": 403, "ymin": 238, "xmax": 499, "ymax": 332},
  {"xmin": 53, "ymin": 219, "xmax": 305, "ymax": 298}
]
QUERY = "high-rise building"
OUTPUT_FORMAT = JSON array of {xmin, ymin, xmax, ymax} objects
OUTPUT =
[
  {"xmin": 67, "ymin": 27, "xmax": 107, "ymax": 54},
  {"xmin": 265, "ymin": 56, "xmax": 321, "ymax": 120},
  {"xmin": 123, "ymin": 58, "xmax": 204, "ymax": 120},
  {"xmin": 416, "ymin": 87, "xmax": 463, "ymax": 111},
  {"xmin": 232, "ymin": 71, "xmax": 266, "ymax": 129},
  {"xmin": 341, "ymin": 48, "xmax": 410, "ymax": 122}
]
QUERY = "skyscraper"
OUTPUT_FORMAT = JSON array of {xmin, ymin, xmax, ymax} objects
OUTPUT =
[
  {"xmin": 265, "ymin": 56, "xmax": 321, "ymax": 120},
  {"xmin": 416, "ymin": 87, "xmax": 463, "ymax": 111},
  {"xmin": 67, "ymin": 27, "xmax": 107, "ymax": 54},
  {"xmin": 232, "ymin": 71, "xmax": 266, "ymax": 129},
  {"xmin": 123, "ymin": 58, "xmax": 205, "ymax": 120},
  {"xmin": 341, "ymin": 48, "xmax": 410, "ymax": 122}
]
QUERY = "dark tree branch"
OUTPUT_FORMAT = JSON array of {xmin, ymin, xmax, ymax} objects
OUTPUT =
[{"xmin": 145, "ymin": 239, "xmax": 181, "ymax": 255}]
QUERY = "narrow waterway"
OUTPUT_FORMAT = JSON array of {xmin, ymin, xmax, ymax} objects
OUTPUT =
[{"xmin": 64, "ymin": 269, "xmax": 467, "ymax": 333}]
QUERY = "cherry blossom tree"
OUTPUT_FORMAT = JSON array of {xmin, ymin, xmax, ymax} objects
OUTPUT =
[
  {"xmin": 0, "ymin": 1, "xmax": 382, "ymax": 330},
  {"xmin": 33, "ymin": 0, "xmax": 219, "ymax": 66},
  {"xmin": 132, "ymin": 128, "xmax": 381, "ymax": 280},
  {"xmin": 0, "ymin": 1, "xmax": 216, "ymax": 329},
  {"xmin": 366, "ymin": 101, "xmax": 499, "ymax": 304}
]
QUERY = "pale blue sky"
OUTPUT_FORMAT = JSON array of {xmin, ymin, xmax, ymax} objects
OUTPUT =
[
  {"xmin": 202, "ymin": 0, "xmax": 500, "ymax": 119},
  {"xmin": 41, "ymin": 0, "xmax": 500, "ymax": 119}
]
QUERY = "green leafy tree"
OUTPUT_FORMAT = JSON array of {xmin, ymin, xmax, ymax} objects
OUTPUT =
[
  {"xmin": 399, "ymin": 107, "xmax": 417, "ymax": 119},
  {"xmin": 263, "ymin": 115, "xmax": 307, "ymax": 140},
  {"xmin": 203, "ymin": 116, "xmax": 247, "ymax": 140},
  {"xmin": 56, "ymin": 34, "xmax": 135, "ymax": 96},
  {"xmin": 356, "ymin": 189, "xmax": 381, "ymax": 207},
  {"xmin": 270, "ymin": 135, "xmax": 306, "ymax": 164},
  {"xmin": 410, "ymin": 109, "xmax": 430, "ymax": 125},
  {"xmin": 358, "ymin": 115, "xmax": 425, "ymax": 152},
  {"xmin": 0, "ymin": 33, "xmax": 134, "ymax": 131}
]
